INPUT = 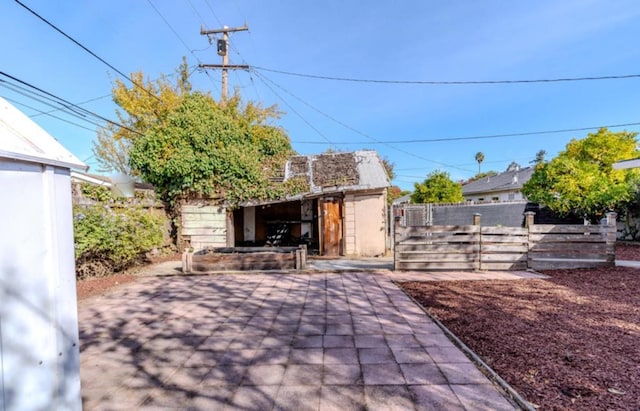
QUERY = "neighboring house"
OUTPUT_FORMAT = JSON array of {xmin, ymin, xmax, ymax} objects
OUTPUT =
[
  {"xmin": 392, "ymin": 193, "xmax": 412, "ymax": 206},
  {"xmin": 0, "ymin": 96, "xmax": 86, "ymax": 410},
  {"xmin": 180, "ymin": 150, "xmax": 391, "ymax": 257},
  {"xmin": 462, "ymin": 164, "xmax": 534, "ymax": 203},
  {"xmin": 613, "ymin": 158, "xmax": 640, "ymax": 170}
]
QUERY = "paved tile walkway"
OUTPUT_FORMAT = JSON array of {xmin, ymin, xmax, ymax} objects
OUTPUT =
[{"xmin": 79, "ymin": 273, "xmax": 517, "ymax": 410}]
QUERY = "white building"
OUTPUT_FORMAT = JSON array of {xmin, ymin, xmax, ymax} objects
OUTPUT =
[
  {"xmin": 462, "ymin": 164, "xmax": 534, "ymax": 203},
  {"xmin": 0, "ymin": 96, "xmax": 87, "ymax": 410}
]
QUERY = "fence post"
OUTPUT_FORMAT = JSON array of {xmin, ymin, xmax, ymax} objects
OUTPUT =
[
  {"xmin": 473, "ymin": 213, "xmax": 481, "ymax": 270},
  {"xmin": 393, "ymin": 215, "xmax": 401, "ymax": 270},
  {"xmin": 605, "ymin": 212, "xmax": 617, "ymax": 264},
  {"xmin": 524, "ymin": 211, "xmax": 535, "ymax": 228},
  {"xmin": 524, "ymin": 212, "xmax": 535, "ymax": 270}
]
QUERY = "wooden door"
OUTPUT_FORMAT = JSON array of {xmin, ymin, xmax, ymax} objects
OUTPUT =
[{"xmin": 321, "ymin": 198, "xmax": 342, "ymax": 256}]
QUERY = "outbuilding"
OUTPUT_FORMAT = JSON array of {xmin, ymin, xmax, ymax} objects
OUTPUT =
[{"xmin": 0, "ymin": 97, "xmax": 87, "ymax": 410}]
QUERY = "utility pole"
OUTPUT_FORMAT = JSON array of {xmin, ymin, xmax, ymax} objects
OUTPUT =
[{"xmin": 199, "ymin": 24, "xmax": 249, "ymax": 102}]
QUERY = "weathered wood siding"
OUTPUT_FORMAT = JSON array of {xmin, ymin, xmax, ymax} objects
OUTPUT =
[
  {"xmin": 394, "ymin": 214, "xmax": 616, "ymax": 271},
  {"xmin": 181, "ymin": 203, "xmax": 227, "ymax": 250},
  {"xmin": 528, "ymin": 224, "xmax": 616, "ymax": 270},
  {"xmin": 395, "ymin": 225, "xmax": 481, "ymax": 271},
  {"xmin": 480, "ymin": 226, "xmax": 529, "ymax": 270}
]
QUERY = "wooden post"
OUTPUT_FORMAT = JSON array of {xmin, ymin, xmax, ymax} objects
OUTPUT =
[
  {"xmin": 300, "ymin": 244, "xmax": 307, "ymax": 268},
  {"xmin": 182, "ymin": 249, "xmax": 193, "ymax": 273},
  {"xmin": 473, "ymin": 213, "xmax": 481, "ymax": 270},
  {"xmin": 524, "ymin": 211, "xmax": 535, "ymax": 228},
  {"xmin": 524, "ymin": 211, "xmax": 535, "ymax": 270},
  {"xmin": 393, "ymin": 215, "xmax": 401, "ymax": 271},
  {"xmin": 226, "ymin": 209, "xmax": 235, "ymax": 247},
  {"xmin": 605, "ymin": 212, "xmax": 617, "ymax": 264}
]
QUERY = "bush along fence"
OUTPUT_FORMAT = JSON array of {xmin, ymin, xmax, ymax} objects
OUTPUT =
[
  {"xmin": 72, "ymin": 183, "xmax": 171, "ymax": 279},
  {"xmin": 394, "ymin": 212, "xmax": 617, "ymax": 271}
]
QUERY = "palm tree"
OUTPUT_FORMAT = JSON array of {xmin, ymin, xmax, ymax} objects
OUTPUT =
[{"xmin": 475, "ymin": 152, "xmax": 485, "ymax": 174}]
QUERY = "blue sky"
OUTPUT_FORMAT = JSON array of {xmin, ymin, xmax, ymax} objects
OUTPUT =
[{"xmin": 2, "ymin": 0, "xmax": 640, "ymax": 190}]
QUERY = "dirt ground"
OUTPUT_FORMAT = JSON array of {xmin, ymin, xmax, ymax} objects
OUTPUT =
[
  {"xmin": 76, "ymin": 253, "xmax": 180, "ymax": 300},
  {"xmin": 400, "ymin": 261, "xmax": 640, "ymax": 410}
]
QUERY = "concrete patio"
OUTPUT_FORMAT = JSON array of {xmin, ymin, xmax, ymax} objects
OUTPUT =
[{"xmin": 79, "ymin": 270, "xmax": 519, "ymax": 410}]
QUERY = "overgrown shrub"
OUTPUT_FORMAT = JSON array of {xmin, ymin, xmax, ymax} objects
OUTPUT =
[{"xmin": 73, "ymin": 204, "xmax": 167, "ymax": 279}]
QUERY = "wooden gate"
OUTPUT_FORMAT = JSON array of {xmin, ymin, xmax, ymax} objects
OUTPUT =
[
  {"xmin": 321, "ymin": 197, "xmax": 342, "ymax": 256},
  {"xmin": 394, "ymin": 212, "xmax": 616, "ymax": 271}
]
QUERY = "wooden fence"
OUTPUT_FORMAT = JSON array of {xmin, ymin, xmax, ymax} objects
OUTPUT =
[{"xmin": 394, "ymin": 212, "xmax": 616, "ymax": 271}]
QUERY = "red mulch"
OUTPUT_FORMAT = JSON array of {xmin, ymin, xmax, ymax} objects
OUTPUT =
[
  {"xmin": 76, "ymin": 272, "xmax": 138, "ymax": 300},
  {"xmin": 615, "ymin": 242, "xmax": 640, "ymax": 261},
  {"xmin": 76, "ymin": 253, "xmax": 181, "ymax": 300},
  {"xmin": 400, "ymin": 265, "xmax": 640, "ymax": 410}
]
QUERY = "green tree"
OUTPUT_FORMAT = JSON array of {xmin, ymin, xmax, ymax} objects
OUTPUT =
[
  {"xmin": 411, "ymin": 170, "xmax": 464, "ymax": 204},
  {"xmin": 475, "ymin": 152, "xmax": 485, "ymax": 174},
  {"xmin": 92, "ymin": 58, "xmax": 193, "ymax": 174},
  {"xmin": 128, "ymin": 92, "xmax": 295, "ymax": 206},
  {"xmin": 521, "ymin": 128, "xmax": 640, "ymax": 222}
]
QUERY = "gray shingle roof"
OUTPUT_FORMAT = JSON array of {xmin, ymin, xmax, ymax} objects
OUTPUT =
[{"xmin": 462, "ymin": 166, "xmax": 533, "ymax": 195}]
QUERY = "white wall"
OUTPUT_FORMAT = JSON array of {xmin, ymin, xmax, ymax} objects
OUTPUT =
[
  {"xmin": 344, "ymin": 191, "xmax": 387, "ymax": 256},
  {"xmin": 464, "ymin": 190, "xmax": 526, "ymax": 203},
  {"xmin": 0, "ymin": 160, "xmax": 81, "ymax": 410}
]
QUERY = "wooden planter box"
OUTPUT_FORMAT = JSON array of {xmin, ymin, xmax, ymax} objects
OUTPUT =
[{"xmin": 182, "ymin": 246, "xmax": 307, "ymax": 273}]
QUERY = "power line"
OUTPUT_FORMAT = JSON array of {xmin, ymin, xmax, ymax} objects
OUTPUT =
[
  {"xmin": 146, "ymin": 0, "xmax": 193, "ymax": 53},
  {"xmin": 29, "ymin": 93, "xmax": 112, "ymax": 118},
  {"xmin": 251, "ymin": 71, "xmax": 334, "ymax": 145},
  {"xmin": 185, "ymin": 0, "xmax": 207, "ymax": 25},
  {"xmin": 294, "ymin": 122, "xmax": 640, "ymax": 145},
  {"xmin": 253, "ymin": 66, "xmax": 640, "ymax": 85},
  {"xmin": 1, "ymin": 80, "xmax": 96, "ymax": 123},
  {"xmin": 253, "ymin": 70, "xmax": 472, "ymax": 173},
  {"xmin": 146, "ymin": 0, "xmax": 221, "ymax": 95},
  {"xmin": 4, "ymin": 96, "xmax": 99, "ymax": 133},
  {"xmin": 1, "ymin": 81, "xmax": 105, "ymax": 129},
  {"xmin": 15, "ymin": 0, "xmax": 163, "ymax": 104},
  {"xmin": 0, "ymin": 71, "xmax": 143, "ymax": 136},
  {"xmin": 203, "ymin": 0, "xmax": 224, "ymax": 27}
]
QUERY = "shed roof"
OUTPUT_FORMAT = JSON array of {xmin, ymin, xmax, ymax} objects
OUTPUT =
[
  {"xmin": 286, "ymin": 150, "xmax": 390, "ymax": 194},
  {"xmin": 462, "ymin": 166, "xmax": 533, "ymax": 196},
  {"xmin": 0, "ymin": 96, "xmax": 87, "ymax": 170},
  {"xmin": 239, "ymin": 150, "xmax": 390, "ymax": 207}
]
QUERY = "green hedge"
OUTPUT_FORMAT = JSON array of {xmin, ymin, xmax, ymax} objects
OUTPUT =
[{"xmin": 73, "ymin": 204, "xmax": 167, "ymax": 278}]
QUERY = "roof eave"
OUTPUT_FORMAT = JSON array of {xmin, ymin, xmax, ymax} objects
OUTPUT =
[{"xmin": 0, "ymin": 150, "xmax": 88, "ymax": 171}]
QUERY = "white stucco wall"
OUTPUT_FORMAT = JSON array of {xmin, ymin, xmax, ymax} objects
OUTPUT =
[
  {"xmin": 464, "ymin": 189, "xmax": 526, "ymax": 203},
  {"xmin": 0, "ymin": 160, "xmax": 82, "ymax": 410},
  {"xmin": 344, "ymin": 191, "xmax": 387, "ymax": 256}
]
